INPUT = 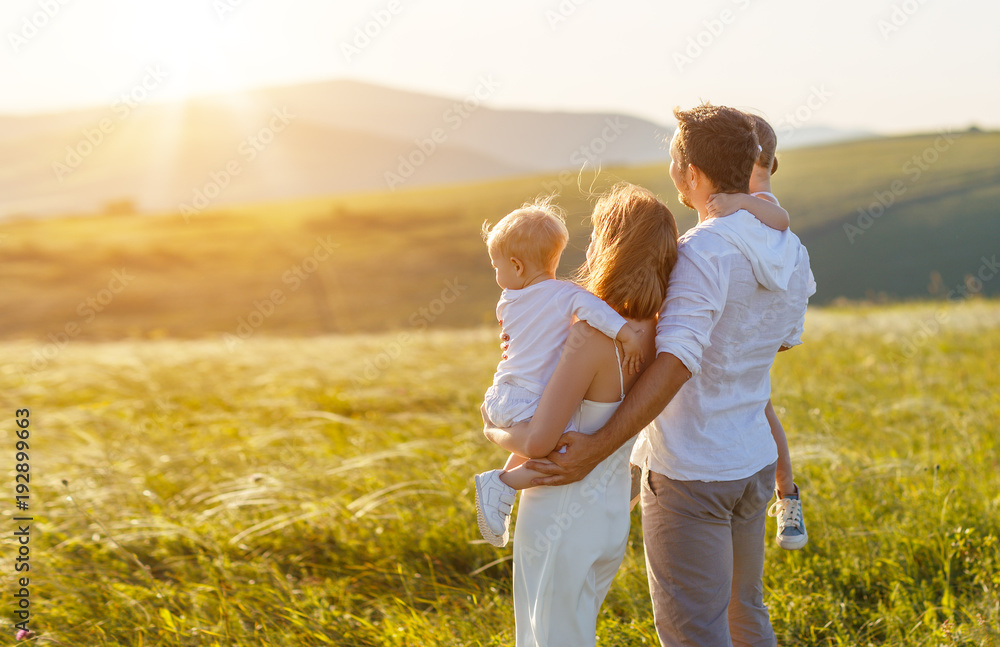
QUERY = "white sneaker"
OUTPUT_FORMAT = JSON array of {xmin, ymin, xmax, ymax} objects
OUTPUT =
[
  {"xmin": 474, "ymin": 469, "xmax": 515, "ymax": 547},
  {"xmin": 767, "ymin": 485, "xmax": 808, "ymax": 550}
]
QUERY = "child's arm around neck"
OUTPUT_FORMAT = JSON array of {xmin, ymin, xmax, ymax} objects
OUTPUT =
[{"xmin": 705, "ymin": 190, "xmax": 789, "ymax": 231}]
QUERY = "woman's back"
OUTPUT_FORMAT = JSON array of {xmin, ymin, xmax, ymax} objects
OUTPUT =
[{"xmin": 575, "ymin": 316, "xmax": 657, "ymax": 410}]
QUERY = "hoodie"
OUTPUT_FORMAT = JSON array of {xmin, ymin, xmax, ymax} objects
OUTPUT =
[{"xmin": 700, "ymin": 209, "xmax": 805, "ymax": 291}]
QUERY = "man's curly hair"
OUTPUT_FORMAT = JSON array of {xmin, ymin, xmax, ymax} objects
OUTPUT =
[{"xmin": 671, "ymin": 103, "xmax": 759, "ymax": 194}]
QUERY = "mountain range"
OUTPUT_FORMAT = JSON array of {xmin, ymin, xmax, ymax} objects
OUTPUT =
[{"xmin": 0, "ymin": 79, "xmax": 870, "ymax": 218}]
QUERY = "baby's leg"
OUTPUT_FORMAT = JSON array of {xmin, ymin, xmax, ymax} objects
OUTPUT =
[
  {"xmin": 502, "ymin": 453, "xmax": 526, "ymax": 471},
  {"xmin": 499, "ymin": 454, "xmax": 551, "ymax": 491},
  {"xmin": 766, "ymin": 399, "xmax": 795, "ymax": 497},
  {"xmin": 490, "ymin": 407, "xmax": 560, "ymax": 491}
]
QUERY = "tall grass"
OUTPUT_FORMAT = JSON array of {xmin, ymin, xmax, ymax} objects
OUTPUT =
[{"xmin": 1, "ymin": 300, "xmax": 998, "ymax": 645}]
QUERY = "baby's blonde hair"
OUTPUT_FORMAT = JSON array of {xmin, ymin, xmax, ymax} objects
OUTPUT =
[{"xmin": 482, "ymin": 197, "xmax": 569, "ymax": 273}]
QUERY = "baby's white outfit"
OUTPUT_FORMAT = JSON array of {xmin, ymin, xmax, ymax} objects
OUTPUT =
[{"xmin": 483, "ymin": 279, "xmax": 627, "ymax": 428}]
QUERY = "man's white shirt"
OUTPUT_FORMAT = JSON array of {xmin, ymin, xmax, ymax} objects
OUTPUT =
[{"xmin": 632, "ymin": 211, "xmax": 816, "ymax": 482}]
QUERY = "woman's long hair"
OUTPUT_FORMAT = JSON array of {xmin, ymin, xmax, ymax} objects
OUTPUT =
[{"xmin": 575, "ymin": 183, "xmax": 678, "ymax": 320}]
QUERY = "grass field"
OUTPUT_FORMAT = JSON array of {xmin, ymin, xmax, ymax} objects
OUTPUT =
[
  {"xmin": 2, "ymin": 131, "xmax": 998, "ymax": 342},
  {"xmin": 2, "ymin": 299, "xmax": 999, "ymax": 645}
]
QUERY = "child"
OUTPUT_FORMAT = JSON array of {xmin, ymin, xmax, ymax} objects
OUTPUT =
[
  {"xmin": 703, "ymin": 113, "xmax": 808, "ymax": 550},
  {"xmin": 474, "ymin": 199, "xmax": 645, "ymax": 548}
]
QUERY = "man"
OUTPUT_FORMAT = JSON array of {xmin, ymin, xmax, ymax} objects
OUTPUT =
[{"xmin": 526, "ymin": 103, "xmax": 815, "ymax": 646}]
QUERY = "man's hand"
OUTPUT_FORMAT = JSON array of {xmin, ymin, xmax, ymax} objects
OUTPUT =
[
  {"xmin": 522, "ymin": 354, "xmax": 691, "ymax": 486},
  {"xmin": 523, "ymin": 431, "xmax": 608, "ymax": 486}
]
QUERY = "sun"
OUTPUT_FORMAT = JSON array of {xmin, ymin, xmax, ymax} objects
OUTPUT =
[
  {"xmin": 111, "ymin": 1, "xmax": 271, "ymax": 212},
  {"xmin": 119, "ymin": 1, "xmax": 237, "ymax": 102}
]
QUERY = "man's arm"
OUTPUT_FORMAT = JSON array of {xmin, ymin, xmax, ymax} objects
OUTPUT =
[{"xmin": 524, "ymin": 352, "xmax": 691, "ymax": 485}]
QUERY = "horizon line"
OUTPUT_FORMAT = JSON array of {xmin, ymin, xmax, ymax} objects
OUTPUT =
[{"xmin": 2, "ymin": 75, "xmax": 994, "ymax": 137}]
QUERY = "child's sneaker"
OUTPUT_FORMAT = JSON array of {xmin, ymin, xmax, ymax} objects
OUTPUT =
[
  {"xmin": 767, "ymin": 485, "xmax": 808, "ymax": 550},
  {"xmin": 474, "ymin": 469, "xmax": 516, "ymax": 547}
]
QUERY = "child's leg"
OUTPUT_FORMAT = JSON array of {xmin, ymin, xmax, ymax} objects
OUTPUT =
[
  {"xmin": 474, "ymin": 452, "xmax": 545, "ymax": 547},
  {"xmin": 765, "ymin": 399, "xmax": 795, "ymax": 497},
  {"xmin": 489, "ymin": 409, "xmax": 563, "ymax": 491},
  {"xmin": 765, "ymin": 399, "xmax": 808, "ymax": 549},
  {"xmin": 498, "ymin": 453, "xmax": 551, "ymax": 491},
  {"xmin": 502, "ymin": 453, "xmax": 526, "ymax": 471}
]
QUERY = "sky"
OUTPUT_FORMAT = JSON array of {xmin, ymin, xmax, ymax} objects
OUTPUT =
[{"xmin": 2, "ymin": 0, "xmax": 998, "ymax": 134}]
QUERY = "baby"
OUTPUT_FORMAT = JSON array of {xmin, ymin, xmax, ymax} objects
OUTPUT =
[
  {"xmin": 474, "ymin": 199, "xmax": 643, "ymax": 547},
  {"xmin": 704, "ymin": 113, "xmax": 808, "ymax": 550}
]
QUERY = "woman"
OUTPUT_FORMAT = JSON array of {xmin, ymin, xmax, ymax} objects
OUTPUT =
[{"xmin": 483, "ymin": 182, "xmax": 678, "ymax": 646}]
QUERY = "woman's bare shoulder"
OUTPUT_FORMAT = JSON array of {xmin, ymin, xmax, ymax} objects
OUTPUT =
[
  {"xmin": 557, "ymin": 321, "xmax": 612, "ymax": 373},
  {"xmin": 566, "ymin": 320, "xmax": 615, "ymax": 352},
  {"xmin": 567, "ymin": 317, "xmax": 655, "ymax": 350}
]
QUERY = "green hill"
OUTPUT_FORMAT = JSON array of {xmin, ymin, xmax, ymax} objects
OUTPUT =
[
  {"xmin": 1, "ymin": 130, "xmax": 997, "ymax": 341},
  {"xmin": 772, "ymin": 130, "xmax": 1000, "ymax": 303}
]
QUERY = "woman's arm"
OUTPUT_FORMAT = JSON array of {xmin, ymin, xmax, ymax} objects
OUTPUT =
[{"xmin": 482, "ymin": 322, "xmax": 601, "ymax": 459}]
